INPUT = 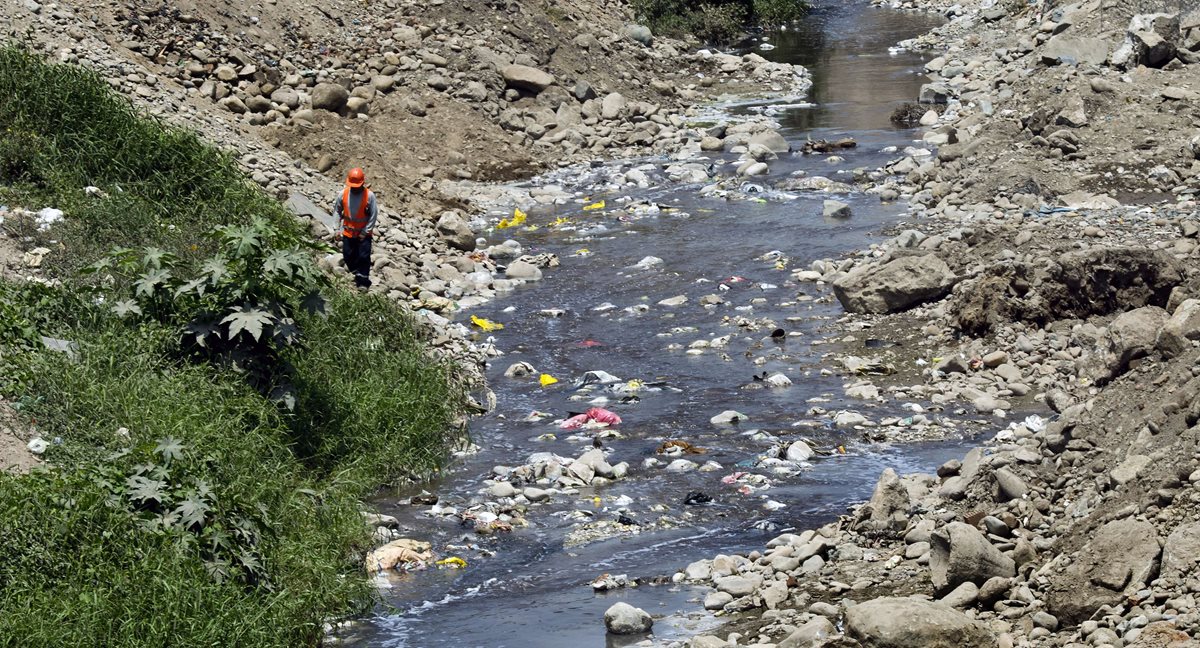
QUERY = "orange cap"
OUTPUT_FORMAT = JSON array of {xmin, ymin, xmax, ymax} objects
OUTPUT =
[{"xmin": 346, "ymin": 167, "xmax": 365, "ymax": 188}]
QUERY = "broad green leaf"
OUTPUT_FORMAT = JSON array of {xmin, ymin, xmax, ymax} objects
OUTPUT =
[
  {"xmin": 125, "ymin": 475, "xmax": 167, "ymax": 505},
  {"xmin": 300, "ymin": 292, "xmax": 327, "ymax": 315},
  {"xmin": 175, "ymin": 277, "xmax": 208, "ymax": 298},
  {"xmin": 218, "ymin": 225, "xmax": 262, "ymax": 259},
  {"xmin": 221, "ymin": 305, "xmax": 274, "ymax": 342},
  {"xmin": 174, "ymin": 493, "xmax": 210, "ymax": 529},
  {"xmin": 201, "ymin": 257, "xmax": 229, "ymax": 284},
  {"xmin": 112, "ymin": 299, "xmax": 142, "ymax": 318},
  {"xmin": 142, "ymin": 247, "xmax": 177, "ymax": 270},
  {"xmin": 133, "ymin": 268, "xmax": 172, "ymax": 298},
  {"xmin": 154, "ymin": 436, "xmax": 185, "ymax": 463},
  {"xmin": 184, "ymin": 319, "xmax": 219, "ymax": 349}
]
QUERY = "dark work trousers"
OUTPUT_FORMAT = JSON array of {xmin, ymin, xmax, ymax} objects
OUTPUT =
[{"xmin": 342, "ymin": 235, "xmax": 373, "ymax": 288}]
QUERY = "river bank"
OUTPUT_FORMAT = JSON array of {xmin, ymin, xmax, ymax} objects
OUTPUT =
[{"xmin": 649, "ymin": 1, "xmax": 1200, "ymax": 647}]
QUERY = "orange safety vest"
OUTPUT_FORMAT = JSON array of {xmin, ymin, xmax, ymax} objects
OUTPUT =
[{"xmin": 340, "ymin": 186, "xmax": 373, "ymax": 237}]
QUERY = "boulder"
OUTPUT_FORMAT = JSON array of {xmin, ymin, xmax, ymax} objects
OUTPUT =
[
  {"xmin": 1041, "ymin": 34, "xmax": 1111, "ymax": 65},
  {"xmin": 1108, "ymin": 306, "xmax": 1167, "ymax": 370},
  {"xmin": 311, "ymin": 83, "xmax": 349, "ymax": 112},
  {"xmin": 625, "ymin": 24, "xmax": 653, "ymax": 46},
  {"xmin": 601, "ymin": 92, "xmax": 627, "ymax": 120},
  {"xmin": 1158, "ymin": 299, "xmax": 1200, "ymax": 358},
  {"xmin": 844, "ymin": 597, "xmax": 996, "ymax": 648},
  {"xmin": 929, "ymin": 522, "xmax": 1015, "ymax": 593},
  {"xmin": 435, "ymin": 211, "xmax": 476, "ymax": 252},
  {"xmin": 501, "ymin": 65, "xmax": 555, "ymax": 93},
  {"xmin": 853, "ymin": 468, "xmax": 911, "ymax": 533},
  {"xmin": 749, "ymin": 129, "xmax": 790, "ymax": 154},
  {"xmin": 833, "ymin": 255, "xmax": 956, "ymax": 314},
  {"xmin": 779, "ymin": 616, "xmax": 837, "ymax": 648},
  {"xmin": 506, "ymin": 260, "xmax": 543, "ymax": 281},
  {"xmin": 604, "ymin": 602, "xmax": 652, "ymax": 635},
  {"xmin": 919, "ymin": 83, "xmax": 952, "ymax": 104},
  {"xmin": 1161, "ymin": 522, "xmax": 1200, "ymax": 581},
  {"xmin": 823, "ymin": 200, "xmax": 852, "ymax": 219},
  {"xmin": 1044, "ymin": 518, "xmax": 1162, "ymax": 624}
]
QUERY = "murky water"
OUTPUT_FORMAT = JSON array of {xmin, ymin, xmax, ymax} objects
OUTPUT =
[{"xmin": 347, "ymin": 3, "xmax": 960, "ymax": 646}]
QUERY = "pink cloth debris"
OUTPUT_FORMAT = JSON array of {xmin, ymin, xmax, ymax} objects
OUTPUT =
[{"xmin": 558, "ymin": 407, "xmax": 622, "ymax": 430}]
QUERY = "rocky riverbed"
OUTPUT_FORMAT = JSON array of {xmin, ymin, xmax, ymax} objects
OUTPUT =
[
  {"xmin": 629, "ymin": 0, "xmax": 1200, "ymax": 647},
  {"xmin": 10, "ymin": 0, "xmax": 1200, "ymax": 646}
]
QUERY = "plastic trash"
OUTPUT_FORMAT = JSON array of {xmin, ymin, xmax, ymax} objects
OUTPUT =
[
  {"xmin": 551, "ymin": 216, "xmax": 570, "ymax": 227},
  {"xmin": 470, "ymin": 315, "xmax": 504, "ymax": 332},
  {"xmin": 657, "ymin": 440, "xmax": 706, "ymax": 455},
  {"xmin": 436, "ymin": 556, "xmax": 468, "ymax": 569},
  {"xmin": 558, "ymin": 407, "xmax": 622, "ymax": 429},
  {"xmin": 684, "ymin": 491, "xmax": 712, "ymax": 505},
  {"xmin": 26, "ymin": 438, "xmax": 47, "ymax": 454},
  {"xmin": 496, "ymin": 207, "xmax": 527, "ymax": 229},
  {"xmin": 583, "ymin": 200, "xmax": 606, "ymax": 211},
  {"xmin": 539, "ymin": 374, "xmax": 559, "ymax": 387}
]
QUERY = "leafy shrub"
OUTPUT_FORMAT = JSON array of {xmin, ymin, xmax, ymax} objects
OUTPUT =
[
  {"xmin": 629, "ymin": 0, "xmax": 809, "ymax": 43},
  {"xmin": 0, "ymin": 329, "xmax": 372, "ymax": 647}
]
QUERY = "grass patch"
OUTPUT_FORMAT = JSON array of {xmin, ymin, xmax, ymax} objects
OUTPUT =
[
  {"xmin": 0, "ymin": 45, "xmax": 303, "ymax": 274},
  {"xmin": 0, "ymin": 45, "xmax": 470, "ymax": 646}
]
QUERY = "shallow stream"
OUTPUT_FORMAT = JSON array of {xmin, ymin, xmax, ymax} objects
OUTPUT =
[{"xmin": 348, "ymin": 3, "xmax": 970, "ymax": 646}]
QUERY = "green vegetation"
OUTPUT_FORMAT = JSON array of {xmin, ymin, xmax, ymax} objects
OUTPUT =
[
  {"xmin": 630, "ymin": 0, "xmax": 809, "ymax": 44},
  {"xmin": 0, "ymin": 45, "xmax": 468, "ymax": 646}
]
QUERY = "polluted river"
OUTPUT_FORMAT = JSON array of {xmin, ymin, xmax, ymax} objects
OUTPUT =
[{"xmin": 348, "ymin": 2, "xmax": 979, "ymax": 646}]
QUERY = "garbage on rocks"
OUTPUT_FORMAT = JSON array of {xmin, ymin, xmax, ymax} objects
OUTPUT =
[
  {"xmin": 470, "ymin": 315, "xmax": 504, "ymax": 332},
  {"xmin": 435, "ymin": 556, "xmax": 468, "ymax": 569},
  {"xmin": 539, "ymin": 374, "xmax": 559, "ymax": 387},
  {"xmin": 657, "ymin": 440, "xmax": 707, "ymax": 455},
  {"xmin": 684, "ymin": 491, "xmax": 713, "ymax": 505},
  {"xmin": 365, "ymin": 538, "xmax": 434, "ymax": 574}
]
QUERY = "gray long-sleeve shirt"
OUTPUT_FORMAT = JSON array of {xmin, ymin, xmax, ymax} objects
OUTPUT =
[{"xmin": 334, "ymin": 188, "xmax": 378, "ymax": 235}]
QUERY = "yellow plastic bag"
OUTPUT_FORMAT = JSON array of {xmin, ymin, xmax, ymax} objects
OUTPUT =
[
  {"xmin": 551, "ymin": 216, "xmax": 570, "ymax": 227},
  {"xmin": 470, "ymin": 315, "xmax": 504, "ymax": 332},
  {"xmin": 539, "ymin": 374, "xmax": 559, "ymax": 387},
  {"xmin": 583, "ymin": 200, "xmax": 606, "ymax": 211},
  {"xmin": 436, "ymin": 556, "xmax": 468, "ymax": 569},
  {"xmin": 497, "ymin": 207, "xmax": 527, "ymax": 229}
]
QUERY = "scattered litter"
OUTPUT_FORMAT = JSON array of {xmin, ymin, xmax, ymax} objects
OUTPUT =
[
  {"xmin": 559, "ymin": 407, "xmax": 622, "ymax": 430},
  {"xmin": 539, "ymin": 374, "xmax": 559, "ymax": 387},
  {"xmin": 684, "ymin": 491, "xmax": 713, "ymax": 505},
  {"xmin": 436, "ymin": 556, "xmax": 468, "ymax": 569},
  {"xmin": 470, "ymin": 315, "xmax": 504, "ymax": 332},
  {"xmin": 365, "ymin": 538, "xmax": 434, "ymax": 574},
  {"xmin": 26, "ymin": 438, "xmax": 47, "ymax": 454},
  {"xmin": 35, "ymin": 208, "xmax": 64, "ymax": 232},
  {"xmin": 496, "ymin": 207, "xmax": 527, "ymax": 229},
  {"xmin": 583, "ymin": 200, "xmax": 606, "ymax": 211},
  {"xmin": 658, "ymin": 440, "xmax": 707, "ymax": 455}
]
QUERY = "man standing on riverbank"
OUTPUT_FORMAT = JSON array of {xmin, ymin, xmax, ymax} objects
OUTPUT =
[{"xmin": 334, "ymin": 167, "xmax": 377, "ymax": 290}]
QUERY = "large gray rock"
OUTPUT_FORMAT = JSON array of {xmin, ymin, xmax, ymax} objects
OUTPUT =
[
  {"xmin": 604, "ymin": 602, "xmax": 652, "ymax": 635},
  {"xmin": 435, "ymin": 211, "xmax": 476, "ymax": 252},
  {"xmin": 930, "ymin": 522, "xmax": 1015, "ymax": 593},
  {"xmin": 1158, "ymin": 298, "xmax": 1200, "ymax": 358},
  {"xmin": 1041, "ymin": 34, "xmax": 1111, "ymax": 65},
  {"xmin": 625, "ymin": 24, "xmax": 653, "ymax": 46},
  {"xmin": 1045, "ymin": 518, "xmax": 1162, "ymax": 624},
  {"xmin": 844, "ymin": 597, "xmax": 996, "ymax": 648},
  {"xmin": 833, "ymin": 255, "xmax": 956, "ymax": 314},
  {"xmin": 601, "ymin": 92, "xmax": 627, "ymax": 120},
  {"xmin": 1108, "ymin": 306, "xmax": 1168, "ymax": 370},
  {"xmin": 749, "ymin": 129, "xmax": 790, "ymax": 154},
  {"xmin": 853, "ymin": 468, "xmax": 911, "ymax": 534},
  {"xmin": 1161, "ymin": 522, "xmax": 1200, "ymax": 581},
  {"xmin": 779, "ymin": 616, "xmax": 836, "ymax": 648},
  {"xmin": 311, "ymin": 83, "xmax": 349, "ymax": 112},
  {"xmin": 500, "ymin": 65, "xmax": 555, "ymax": 93},
  {"xmin": 823, "ymin": 200, "xmax": 852, "ymax": 219},
  {"xmin": 919, "ymin": 83, "xmax": 952, "ymax": 104}
]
